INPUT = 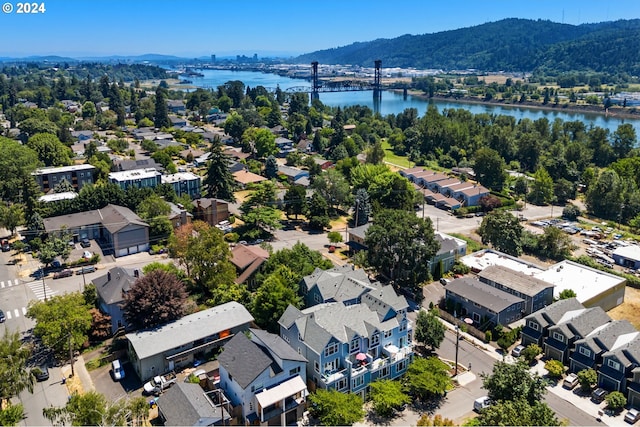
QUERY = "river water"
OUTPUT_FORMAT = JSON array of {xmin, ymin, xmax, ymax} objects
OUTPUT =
[{"xmin": 185, "ymin": 69, "xmax": 640, "ymax": 135}]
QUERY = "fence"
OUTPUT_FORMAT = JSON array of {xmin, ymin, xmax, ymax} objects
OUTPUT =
[{"xmin": 438, "ymin": 310, "xmax": 488, "ymax": 343}]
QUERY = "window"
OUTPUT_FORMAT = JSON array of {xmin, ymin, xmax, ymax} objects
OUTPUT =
[
  {"xmin": 350, "ymin": 337, "xmax": 359, "ymax": 354},
  {"xmin": 324, "ymin": 360, "xmax": 337, "ymax": 373},
  {"xmin": 397, "ymin": 360, "xmax": 408, "ymax": 372},
  {"xmin": 380, "ymin": 366, "xmax": 390, "ymax": 378},
  {"xmin": 473, "ymin": 302, "xmax": 481, "ymax": 308},
  {"xmin": 282, "ymin": 334, "xmax": 290, "ymax": 343},
  {"xmin": 314, "ymin": 294, "xmax": 321, "ymax": 303},
  {"xmin": 298, "ymin": 333, "xmax": 304, "ymax": 342},
  {"xmin": 324, "ymin": 342, "xmax": 339, "ymax": 357},
  {"xmin": 370, "ymin": 332, "xmax": 380, "ymax": 347},
  {"xmin": 472, "ymin": 312, "xmax": 480, "ymax": 322},
  {"xmin": 314, "ymin": 361, "xmax": 319, "ymax": 373},
  {"xmin": 383, "ymin": 330, "xmax": 392, "ymax": 339},
  {"xmin": 608, "ymin": 359, "xmax": 621, "ymax": 371},
  {"xmin": 579, "ymin": 347, "xmax": 592, "ymax": 358},
  {"xmin": 352, "ymin": 376, "xmax": 364, "ymax": 389},
  {"xmin": 289, "ymin": 367, "xmax": 300, "ymax": 376},
  {"xmin": 552, "ymin": 332, "xmax": 564, "ymax": 343},
  {"xmin": 336, "ymin": 378, "xmax": 348, "ymax": 391},
  {"xmin": 399, "ymin": 320, "xmax": 407, "ymax": 333},
  {"xmin": 529, "ymin": 321, "xmax": 539, "ymax": 331}
]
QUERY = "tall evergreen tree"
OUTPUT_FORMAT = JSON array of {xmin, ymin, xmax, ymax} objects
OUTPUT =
[
  {"xmin": 154, "ymin": 87, "xmax": 170, "ymax": 129},
  {"xmin": 203, "ymin": 136, "xmax": 236, "ymax": 202}
]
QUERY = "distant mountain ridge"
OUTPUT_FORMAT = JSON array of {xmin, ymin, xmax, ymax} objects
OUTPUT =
[{"xmin": 294, "ymin": 18, "xmax": 640, "ymax": 74}]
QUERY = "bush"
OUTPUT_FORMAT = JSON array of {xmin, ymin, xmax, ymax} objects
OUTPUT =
[
  {"xmin": 224, "ymin": 232, "xmax": 239, "ymax": 242},
  {"xmin": 606, "ymin": 391, "xmax": 627, "ymax": 411},
  {"xmin": 485, "ymin": 330, "xmax": 493, "ymax": 342},
  {"xmin": 544, "ymin": 359, "xmax": 565, "ymax": 378},
  {"xmin": 577, "ymin": 368, "xmax": 597, "ymax": 392},
  {"xmin": 563, "ymin": 204, "xmax": 581, "ymax": 220},
  {"xmin": 521, "ymin": 344, "xmax": 542, "ymax": 365}
]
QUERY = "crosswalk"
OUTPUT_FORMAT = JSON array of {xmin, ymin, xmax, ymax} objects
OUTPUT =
[{"xmin": 1, "ymin": 279, "xmax": 58, "ymax": 321}]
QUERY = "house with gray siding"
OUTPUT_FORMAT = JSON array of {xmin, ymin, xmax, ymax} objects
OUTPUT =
[
  {"xmin": 543, "ymin": 307, "xmax": 611, "ymax": 364},
  {"xmin": 156, "ymin": 382, "xmax": 231, "ymax": 426},
  {"xmin": 445, "ymin": 277, "xmax": 525, "ymax": 327},
  {"xmin": 217, "ymin": 329, "xmax": 308, "ymax": 426},
  {"xmin": 478, "ymin": 265, "xmax": 555, "ymax": 315},
  {"xmin": 570, "ymin": 320, "xmax": 638, "ymax": 373},
  {"xmin": 520, "ymin": 298, "xmax": 585, "ymax": 348},
  {"xmin": 126, "ymin": 302, "xmax": 254, "ymax": 381},
  {"xmin": 278, "ymin": 291, "xmax": 412, "ymax": 399},
  {"xmin": 301, "ymin": 265, "xmax": 378, "ymax": 308},
  {"xmin": 598, "ymin": 336, "xmax": 640, "ymax": 396},
  {"xmin": 94, "ymin": 267, "xmax": 141, "ymax": 334}
]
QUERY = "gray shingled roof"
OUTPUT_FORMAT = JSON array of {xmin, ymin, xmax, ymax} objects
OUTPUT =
[
  {"xmin": 526, "ymin": 298, "xmax": 584, "ymax": 329},
  {"xmin": 302, "ymin": 265, "xmax": 377, "ymax": 303},
  {"xmin": 218, "ymin": 333, "xmax": 274, "ymax": 389},
  {"xmin": 603, "ymin": 335, "xmax": 640, "ymax": 368},
  {"xmin": 250, "ymin": 328, "xmax": 307, "ymax": 363},
  {"xmin": 361, "ymin": 285, "xmax": 408, "ymax": 318},
  {"xmin": 574, "ymin": 320, "xmax": 637, "ymax": 354},
  {"xmin": 157, "ymin": 382, "xmax": 229, "ymax": 426},
  {"xmin": 478, "ymin": 265, "xmax": 554, "ymax": 297},
  {"xmin": 435, "ymin": 234, "xmax": 460, "ymax": 256},
  {"xmin": 93, "ymin": 267, "xmax": 140, "ymax": 305},
  {"xmin": 550, "ymin": 307, "xmax": 611, "ymax": 341},
  {"xmin": 126, "ymin": 302, "xmax": 254, "ymax": 360},
  {"xmin": 446, "ymin": 277, "xmax": 524, "ymax": 313},
  {"xmin": 43, "ymin": 204, "xmax": 148, "ymax": 234}
]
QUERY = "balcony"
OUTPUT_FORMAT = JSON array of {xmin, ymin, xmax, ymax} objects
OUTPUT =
[
  {"xmin": 383, "ymin": 343, "xmax": 413, "ymax": 363},
  {"xmin": 346, "ymin": 352, "xmax": 373, "ymax": 376},
  {"xmin": 261, "ymin": 396, "xmax": 304, "ymax": 422},
  {"xmin": 320, "ymin": 367, "xmax": 347, "ymax": 385}
]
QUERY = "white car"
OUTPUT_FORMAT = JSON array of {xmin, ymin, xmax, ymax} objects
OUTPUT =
[
  {"xmin": 111, "ymin": 360, "xmax": 125, "ymax": 381},
  {"xmin": 474, "ymin": 396, "xmax": 491, "ymax": 411},
  {"xmin": 511, "ymin": 344, "xmax": 525, "ymax": 357},
  {"xmin": 83, "ymin": 250, "xmax": 93, "ymax": 259}
]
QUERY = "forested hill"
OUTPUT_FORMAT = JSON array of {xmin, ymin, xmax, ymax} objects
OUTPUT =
[{"xmin": 294, "ymin": 18, "xmax": 640, "ymax": 75}]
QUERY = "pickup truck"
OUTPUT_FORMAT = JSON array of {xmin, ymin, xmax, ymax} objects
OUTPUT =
[{"xmin": 143, "ymin": 372, "xmax": 177, "ymax": 395}]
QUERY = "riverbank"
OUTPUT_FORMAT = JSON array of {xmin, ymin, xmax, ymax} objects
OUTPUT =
[{"xmin": 401, "ymin": 89, "xmax": 640, "ymax": 120}]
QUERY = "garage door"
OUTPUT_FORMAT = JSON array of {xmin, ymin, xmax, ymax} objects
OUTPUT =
[
  {"xmin": 117, "ymin": 248, "xmax": 128, "ymax": 257},
  {"xmin": 128, "ymin": 246, "xmax": 139, "ymax": 255}
]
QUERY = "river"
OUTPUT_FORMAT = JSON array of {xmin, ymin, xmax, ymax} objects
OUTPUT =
[{"xmin": 184, "ymin": 69, "xmax": 640, "ymax": 135}]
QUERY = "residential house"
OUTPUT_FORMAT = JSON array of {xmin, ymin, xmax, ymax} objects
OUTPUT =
[
  {"xmin": 312, "ymin": 158, "xmax": 333, "ymax": 170},
  {"xmin": 167, "ymin": 202, "xmax": 192, "ymax": 228},
  {"xmin": 278, "ymin": 289, "xmax": 412, "ymax": 399},
  {"xmin": 192, "ymin": 198, "xmax": 230, "ymax": 226},
  {"xmin": 300, "ymin": 265, "xmax": 377, "ymax": 308},
  {"xmin": 161, "ymin": 172, "xmax": 202, "ymax": 199},
  {"xmin": 277, "ymin": 165, "xmax": 309, "ymax": 184},
  {"xmin": 521, "ymin": 298, "xmax": 585, "ymax": 348},
  {"xmin": 126, "ymin": 301, "xmax": 254, "ymax": 381},
  {"xmin": 32, "ymin": 164, "xmax": 96, "ymax": 193},
  {"xmin": 233, "ymin": 170, "xmax": 266, "ymax": 188},
  {"xmin": 43, "ymin": 204, "xmax": 149, "ymax": 257},
  {"xmin": 431, "ymin": 232, "xmax": 467, "ymax": 275},
  {"xmin": 598, "ymin": 336, "xmax": 640, "ymax": 396},
  {"xmin": 231, "ymin": 244, "xmax": 270, "ymax": 288},
  {"xmin": 156, "ymin": 382, "xmax": 231, "ymax": 426},
  {"xmin": 112, "ymin": 158, "xmax": 164, "ymax": 172},
  {"xmin": 71, "ymin": 130, "xmax": 93, "ymax": 141},
  {"xmin": 347, "ymin": 223, "xmax": 370, "ymax": 251},
  {"xmin": 454, "ymin": 185, "xmax": 490, "ymax": 207},
  {"xmin": 217, "ymin": 329, "xmax": 308, "ymax": 425},
  {"xmin": 94, "ymin": 267, "xmax": 141, "ymax": 334},
  {"xmin": 445, "ymin": 278, "xmax": 525, "ymax": 327},
  {"xmin": 167, "ymin": 99, "xmax": 186, "ymax": 114},
  {"xmin": 108, "ymin": 168, "xmax": 162, "ymax": 191},
  {"xmin": 543, "ymin": 307, "xmax": 611, "ymax": 363},
  {"xmin": 170, "ymin": 115, "xmax": 188, "ymax": 127},
  {"xmin": 478, "ymin": 265, "xmax": 555, "ymax": 315},
  {"xmin": 275, "ymin": 137, "xmax": 295, "ymax": 158},
  {"xmin": 570, "ymin": 320, "xmax": 638, "ymax": 373}
]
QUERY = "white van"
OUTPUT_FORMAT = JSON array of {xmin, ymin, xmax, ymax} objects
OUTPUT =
[
  {"xmin": 473, "ymin": 396, "xmax": 490, "ymax": 411},
  {"xmin": 112, "ymin": 359, "xmax": 125, "ymax": 381}
]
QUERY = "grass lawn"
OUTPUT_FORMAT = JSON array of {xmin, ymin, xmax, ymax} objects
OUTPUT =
[{"xmin": 381, "ymin": 139, "xmax": 414, "ymax": 169}]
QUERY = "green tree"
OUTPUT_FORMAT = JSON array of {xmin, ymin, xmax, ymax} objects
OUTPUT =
[
  {"xmin": 203, "ymin": 136, "xmax": 236, "ymax": 202},
  {"xmin": 264, "ymin": 155, "xmax": 278, "ymax": 179},
  {"xmin": 477, "ymin": 398, "xmax": 559, "ymax": 426},
  {"xmin": 563, "ymin": 204, "xmax": 581, "ymax": 221},
  {"xmin": 478, "ymin": 211, "xmax": 524, "ymax": 256},
  {"xmin": 369, "ymin": 379, "xmax": 411, "ymax": 418},
  {"xmin": 0, "ymin": 402, "xmax": 25, "ymax": 426},
  {"xmin": 544, "ymin": 359, "xmax": 565, "ymax": 379},
  {"xmin": 353, "ymin": 188, "xmax": 372, "ymax": 226},
  {"xmin": 137, "ymin": 194, "xmax": 173, "ymax": 242},
  {"xmin": 312, "ymin": 168, "xmax": 353, "ymax": 214},
  {"xmin": 611, "ymin": 123, "xmax": 637, "ymax": 160},
  {"xmin": 559, "ymin": 289, "xmax": 577, "ymax": 300},
  {"xmin": 252, "ymin": 128, "xmax": 277, "ymax": 158},
  {"xmin": 414, "ymin": 308, "xmax": 445, "ymax": 351},
  {"xmin": 0, "ymin": 203, "xmax": 25, "ymax": 236},
  {"xmin": 586, "ymin": 169, "xmax": 624, "ymax": 220},
  {"xmin": 154, "ymin": 87, "xmax": 170, "ymax": 128},
  {"xmin": 206, "ymin": 282, "xmax": 251, "ymax": 308},
  {"xmin": 404, "ymin": 357, "xmax": 452, "ymax": 401},
  {"xmin": 606, "ymin": 391, "xmax": 627, "ymax": 411},
  {"xmin": 43, "ymin": 391, "xmax": 148, "ymax": 426},
  {"xmin": 0, "ymin": 330, "xmax": 35, "ymax": 402},
  {"xmin": 366, "ymin": 140, "xmax": 386, "ymax": 164},
  {"xmin": 327, "ymin": 231, "xmax": 343, "ymax": 245},
  {"xmin": 168, "ymin": 221, "xmax": 236, "ymax": 293},
  {"xmin": 474, "ymin": 147, "xmax": 507, "ymax": 191},
  {"xmin": 283, "ymin": 184, "xmax": 307, "ymax": 220},
  {"xmin": 528, "ymin": 167, "xmax": 555, "ymax": 205},
  {"xmin": 366, "ymin": 209, "xmax": 439, "ymax": 290},
  {"xmin": 252, "ymin": 271, "xmax": 301, "ymax": 333},
  {"xmin": 521, "ymin": 344, "xmax": 542, "ymax": 365},
  {"xmin": 223, "ymin": 112, "xmax": 248, "ymax": 142},
  {"xmin": 577, "ymin": 368, "xmax": 598, "ymax": 392},
  {"xmin": 27, "ymin": 293, "xmax": 92, "ymax": 369},
  {"xmin": 482, "ymin": 361, "xmax": 548, "ymax": 405},
  {"xmin": 307, "ymin": 193, "xmax": 330, "ymax": 230},
  {"xmin": 27, "ymin": 133, "xmax": 72, "ymax": 167},
  {"xmin": 0, "ymin": 137, "xmax": 41, "ymax": 206},
  {"xmin": 122, "ymin": 270, "xmax": 189, "ymax": 330},
  {"xmin": 536, "ymin": 226, "xmax": 576, "ymax": 260},
  {"xmin": 35, "ymin": 234, "xmax": 72, "ymax": 267},
  {"xmin": 308, "ymin": 389, "xmax": 365, "ymax": 426}
]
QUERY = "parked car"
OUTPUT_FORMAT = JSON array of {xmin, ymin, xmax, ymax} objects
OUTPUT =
[
  {"xmin": 1, "ymin": 240, "xmax": 10, "ymax": 252},
  {"xmin": 440, "ymin": 278, "xmax": 452, "ymax": 286},
  {"xmin": 625, "ymin": 409, "xmax": 640, "ymax": 424},
  {"xmin": 80, "ymin": 238, "xmax": 91, "ymax": 248},
  {"xmin": 563, "ymin": 373, "xmax": 579, "ymax": 389},
  {"xmin": 0, "ymin": 309, "xmax": 5, "ymax": 323},
  {"xmin": 111, "ymin": 359, "xmax": 125, "ymax": 381},
  {"xmin": 76, "ymin": 266, "xmax": 96, "ymax": 275},
  {"xmin": 53, "ymin": 269, "xmax": 73, "ymax": 279},
  {"xmin": 82, "ymin": 250, "xmax": 93, "ymax": 259},
  {"xmin": 32, "ymin": 269, "xmax": 48, "ymax": 279},
  {"xmin": 592, "ymin": 387, "xmax": 608, "ymax": 403},
  {"xmin": 33, "ymin": 365, "xmax": 49, "ymax": 382},
  {"xmin": 511, "ymin": 344, "xmax": 525, "ymax": 357},
  {"xmin": 473, "ymin": 396, "xmax": 491, "ymax": 411}
]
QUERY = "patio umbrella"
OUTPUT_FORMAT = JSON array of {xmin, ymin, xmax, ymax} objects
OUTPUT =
[{"xmin": 355, "ymin": 353, "xmax": 367, "ymax": 361}]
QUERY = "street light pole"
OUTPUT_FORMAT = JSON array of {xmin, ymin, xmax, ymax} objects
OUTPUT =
[
  {"xmin": 454, "ymin": 324, "xmax": 460, "ymax": 377},
  {"xmin": 42, "ymin": 265, "xmax": 47, "ymax": 301}
]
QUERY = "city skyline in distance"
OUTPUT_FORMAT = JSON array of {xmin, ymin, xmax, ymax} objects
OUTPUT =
[{"xmin": 1, "ymin": 0, "xmax": 639, "ymax": 58}]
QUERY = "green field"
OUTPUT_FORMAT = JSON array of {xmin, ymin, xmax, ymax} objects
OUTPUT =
[{"xmin": 381, "ymin": 139, "xmax": 414, "ymax": 169}]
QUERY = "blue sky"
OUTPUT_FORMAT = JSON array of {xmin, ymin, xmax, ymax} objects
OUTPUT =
[{"xmin": 1, "ymin": 0, "xmax": 639, "ymax": 58}]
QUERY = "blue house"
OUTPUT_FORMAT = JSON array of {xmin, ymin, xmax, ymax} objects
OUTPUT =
[
  {"xmin": 217, "ymin": 329, "xmax": 308, "ymax": 426},
  {"xmin": 278, "ymin": 288, "xmax": 412, "ymax": 400},
  {"xmin": 569, "ymin": 320, "xmax": 637, "ymax": 373},
  {"xmin": 300, "ymin": 265, "xmax": 377, "ymax": 308}
]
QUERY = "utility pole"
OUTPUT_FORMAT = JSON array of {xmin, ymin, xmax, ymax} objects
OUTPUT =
[
  {"xmin": 41, "ymin": 265, "xmax": 47, "ymax": 301},
  {"xmin": 69, "ymin": 331, "xmax": 75, "ymax": 377}
]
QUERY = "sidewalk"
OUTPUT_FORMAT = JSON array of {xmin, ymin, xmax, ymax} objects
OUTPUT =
[
  {"xmin": 61, "ymin": 355, "xmax": 95, "ymax": 395},
  {"xmin": 437, "ymin": 314, "xmax": 503, "ymax": 362}
]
